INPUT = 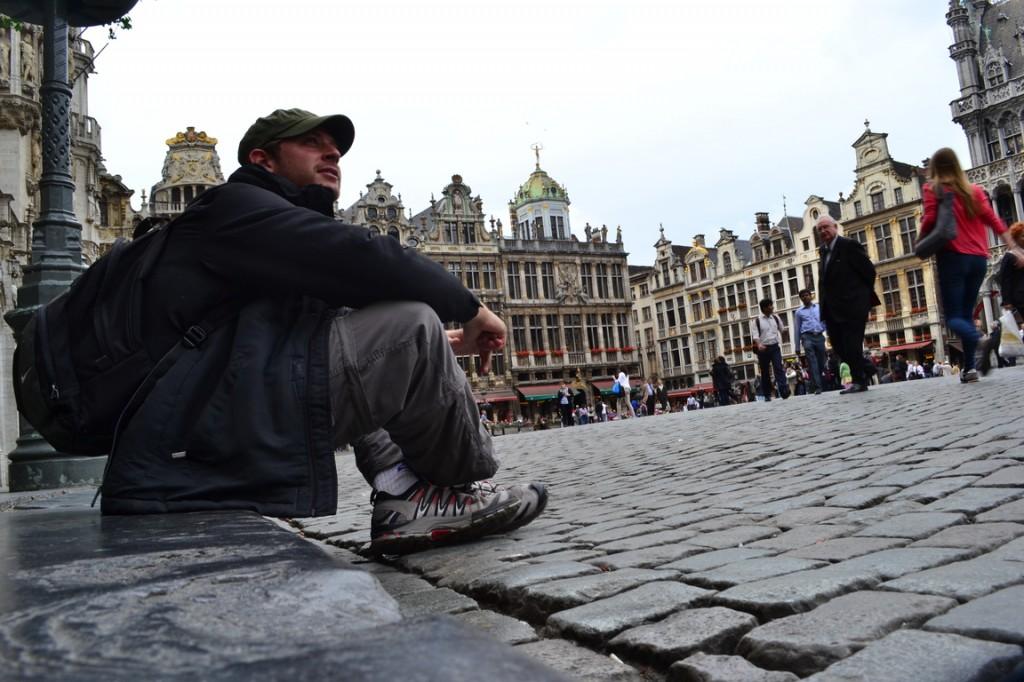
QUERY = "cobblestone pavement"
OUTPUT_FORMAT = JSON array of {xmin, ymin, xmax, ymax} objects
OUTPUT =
[{"xmin": 290, "ymin": 368, "xmax": 1024, "ymax": 681}]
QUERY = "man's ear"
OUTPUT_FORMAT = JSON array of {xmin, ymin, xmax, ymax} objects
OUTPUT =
[{"xmin": 248, "ymin": 148, "xmax": 274, "ymax": 171}]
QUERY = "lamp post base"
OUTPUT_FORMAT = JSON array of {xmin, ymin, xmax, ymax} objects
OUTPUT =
[{"xmin": 8, "ymin": 453, "xmax": 105, "ymax": 492}]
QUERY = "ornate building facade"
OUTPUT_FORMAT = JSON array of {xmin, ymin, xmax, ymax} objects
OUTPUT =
[
  {"xmin": 946, "ymin": 0, "xmax": 1024, "ymax": 322},
  {"xmin": 837, "ymin": 125, "xmax": 945, "ymax": 362},
  {"xmin": 147, "ymin": 126, "xmax": 225, "ymax": 219},
  {"xmin": 343, "ymin": 157, "xmax": 638, "ymax": 421},
  {"xmin": 0, "ymin": 27, "xmax": 136, "ymax": 489}
]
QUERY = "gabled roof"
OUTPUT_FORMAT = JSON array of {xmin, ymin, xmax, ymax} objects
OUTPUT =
[
  {"xmin": 733, "ymin": 240, "xmax": 753, "ymax": 265},
  {"xmin": 670, "ymin": 244, "xmax": 692, "ymax": 261},
  {"xmin": 629, "ymin": 264, "xmax": 654, "ymax": 279},
  {"xmin": 777, "ymin": 215, "xmax": 803, "ymax": 232}
]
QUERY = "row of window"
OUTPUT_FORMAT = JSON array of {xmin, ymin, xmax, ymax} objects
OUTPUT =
[
  {"xmin": 444, "ymin": 261, "xmax": 499, "ymax": 290},
  {"xmin": 641, "ymin": 265, "xmax": 817, "ymax": 334},
  {"xmin": 847, "ymin": 216, "xmax": 918, "ymax": 261},
  {"xmin": 659, "ymin": 331, "xmax": 724, "ymax": 371},
  {"xmin": 852, "ymin": 187, "xmax": 905, "ymax": 218},
  {"xmin": 365, "ymin": 206, "xmax": 399, "ymax": 221},
  {"xmin": 983, "ymin": 111, "xmax": 1024, "ymax": 163},
  {"xmin": 509, "ymin": 313, "xmax": 632, "ymax": 353},
  {"xmin": 515, "ymin": 215, "xmax": 567, "ymax": 240},
  {"xmin": 505, "ymin": 262, "xmax": 625, "ymax": 301},
  {"xmin": 880, "ymin": 268, "xmax": 929, "ymax": 317},
  {"xmin": 653, "ymin": 257, "xmax": 709, "ymax": 290},
  {"xmin": 443, "ymin": 221, "xmax": 479, "ymax": 244}
]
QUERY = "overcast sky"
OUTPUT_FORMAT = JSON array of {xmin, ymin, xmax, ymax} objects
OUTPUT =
[{"xmin": 83, "ymin": 0, "xmax": 967, "ymax": 265}]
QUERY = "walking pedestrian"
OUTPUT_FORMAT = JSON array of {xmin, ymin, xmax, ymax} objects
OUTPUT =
[
  {"xmin": 794, "ymin": 288, "xmax": 827, "ymax": 394},
  {"xmin": 981, "ymin": 221, "xmax": 1024, "ymax": 373},
  {"xmin": 711, "ymin": 356, "xmax": 733, "ymax": 406},
  {"xmin": 816, "ymin": 214, "xmax": 878, "ymax": 394},
  {"xmin": 643, "ymin": 377, "xmax": 657, "ymax": 416},
  {"xmin": 751, "ymin": 298, "xmax": 790, "ymax": 401},
  {"xmin": 918, "ymin": 147, "xmax": 1024, "ymax": 383},
  {"xmin": 558, "ymin": 382, "xmax": 574, "ymax": 427},
  {"xmin": 616, "ymin": 368, "xmax": 637, "ymax": 418}
]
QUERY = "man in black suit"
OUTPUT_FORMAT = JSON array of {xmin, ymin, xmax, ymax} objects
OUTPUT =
[{"xmin": 816, "ymin": 216, "xmax": 878, "ymax": 394}]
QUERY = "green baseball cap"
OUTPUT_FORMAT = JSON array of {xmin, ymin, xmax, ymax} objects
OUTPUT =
[{"xmin": 237, "ymin": 108, "xmax": 355, "ymax": 165}]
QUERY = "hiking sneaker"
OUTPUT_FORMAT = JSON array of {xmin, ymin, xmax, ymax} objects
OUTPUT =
[
  {"xmin": 369, "ymin": 480, "xmax": 521, "ymax": 556},
  {"xmin": 960, "ymin": 369, "xmax": 980, "ymax": 384},
  {"xmin": 467, "ymin": 480, "xmax": 549, "ymax": 533}
]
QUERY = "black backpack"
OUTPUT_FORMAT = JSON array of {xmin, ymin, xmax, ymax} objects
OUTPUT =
[{"xmin": 12, "ymin": 221, "xmax": 227, "ymax": 456}]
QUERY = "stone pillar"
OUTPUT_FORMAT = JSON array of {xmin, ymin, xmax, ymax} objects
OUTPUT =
[
  {"xmin": 1013, "ymin": 187, "xmax": 1024, "ymax": 225},
  {"xmin": 3, "ymin": 0, "xmax": 104, "ymax": 490}
]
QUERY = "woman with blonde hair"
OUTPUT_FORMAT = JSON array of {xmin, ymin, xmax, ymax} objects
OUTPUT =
[{"xmin": 919, "ymin": 147, "xmax": 1024, "ymax": 382}]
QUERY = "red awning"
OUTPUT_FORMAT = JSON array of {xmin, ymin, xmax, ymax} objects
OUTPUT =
[
  {"xmin": 516, "ymin": 383, "xmax": 564, "ymax": 401},
  {"xmin": 880, "ymin": 339, "xmax": 935, "ymax": 353},
  {"xmin": 473, "ymin": 390, "xmax": 518, "ymax": 404},
  {"xmin": 666, "ymin": 383, "xmax": 714, "ymax": 399}
]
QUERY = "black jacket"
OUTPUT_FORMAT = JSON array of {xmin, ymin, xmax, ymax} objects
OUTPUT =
[
  {"xmin": 818, "ymin": 236, "xmax": 877, "ymax": 324},
  {"xmin": 999, "ymin": 252, "xmax": 1024, "ymax": 310},
  {"xmin": 101, "ymin": 166, "xmax": 481, "ymax": 516},
  {"xmin": 711, "ymin": 359, "xmax": 732, "ymax": 390}
]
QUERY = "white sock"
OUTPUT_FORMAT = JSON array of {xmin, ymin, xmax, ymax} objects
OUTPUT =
[{"xmin": 373, "ymin": 462, "xmax": 420, "ymax": 496}]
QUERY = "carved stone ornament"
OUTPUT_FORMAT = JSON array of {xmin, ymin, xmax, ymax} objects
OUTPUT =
[
  {"xmin": 0, "ymin": 98, "xmax": 41, "ymax": 135},
  {"xmin": 554, "ymin": 263, "xmax": 588, "ymax": 305}
]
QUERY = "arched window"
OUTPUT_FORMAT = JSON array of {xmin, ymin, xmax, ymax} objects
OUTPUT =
[
  {"xmin": 387, "ymin": 227, "xmax": 400, "ymax": 240},
  {"xmin": 987, "ymin": 61, "xmax": 1006, "ymax": 87},
  {"xmin": 1001, "ymin": 112, "xmax": 1022, "ymax": 156},
  {"xmin": 986, "ymin": 120, "xmax": 1003, "ymax": 162}
]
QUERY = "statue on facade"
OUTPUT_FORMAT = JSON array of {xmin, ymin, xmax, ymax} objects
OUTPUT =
[
  {"xmin": 0, "ymin": 36, "xmax": 11, "ymax": 85},
  {"xmin": 584, "ymin": 223, "xmax": 592, "ymax": 241},
  {"xmin": 30, "ymin": 135, "xmax": 42, "ymax": 181},
  {"xmin": 21, "ymin": 34, "xmax": 38, "ymax": 86},
  {"xmin": 600, "ymin": 224, "xmax": 608, "ymax": 242},
  {"xmin": 616, "ymin": 225, "xmax": 622, "ymax": 243}
]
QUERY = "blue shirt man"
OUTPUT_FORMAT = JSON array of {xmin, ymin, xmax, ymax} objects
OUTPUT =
[{"xmin": 794, "ymin": 288, "xmax": 828, "ymax": 394}]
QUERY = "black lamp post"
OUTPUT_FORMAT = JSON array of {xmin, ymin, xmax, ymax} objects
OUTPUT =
[{"xmin": 1, "ymin": 0, "xmax": 138, "ymax": 490}]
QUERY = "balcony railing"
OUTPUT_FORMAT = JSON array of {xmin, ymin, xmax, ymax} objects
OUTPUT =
[{"xmin": 511, "ymin": 348, "xmax": 636, "ymax": 368}]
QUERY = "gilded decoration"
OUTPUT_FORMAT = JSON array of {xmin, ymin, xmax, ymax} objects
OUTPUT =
[{"xmin": 165, "ymin": 127, "xmax": 218, "ymax": 146}]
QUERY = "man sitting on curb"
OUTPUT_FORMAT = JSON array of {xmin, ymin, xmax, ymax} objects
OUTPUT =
[{"xmin": 100, "ymin": 108, "xmax": 547, "ymax": 555}]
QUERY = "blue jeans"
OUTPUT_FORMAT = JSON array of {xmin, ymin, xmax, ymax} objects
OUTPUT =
[
  {"xmin": 800, "ymin": 332, "xmax": 827, "ymax": 391},
  {"xmin": 936, "ymin": 251, "xmax": 987, "ymax": 371},
  {"xmin": 756, "ymin": 344, "xmax": 788, "ymax": 399}
]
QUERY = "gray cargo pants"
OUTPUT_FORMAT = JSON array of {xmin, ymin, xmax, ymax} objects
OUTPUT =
[{"xmin": 328, "ymin": 301, "xmax": 499, "ymax": 487}]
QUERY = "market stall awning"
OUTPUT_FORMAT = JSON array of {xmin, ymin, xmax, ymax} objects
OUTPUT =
[
  {"xmin": 515, "ymin": 383, "xmax": 563, "ymax": 401},
  {"xmin": 473, "ymin": 390, "xmax": 518, "ymax": 404},
  {"xmin": 880, "ymin": 339, "xmax": 934, "ymax": 353},
  {"xmin": 591, "ymin": 378, "xmax": 641, "ymax": 396},
  {"xmin": 666, "ymin": 383, "xmax": 714, "ymax": 399}
]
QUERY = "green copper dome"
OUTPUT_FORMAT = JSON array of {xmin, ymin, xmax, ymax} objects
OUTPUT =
[{"xmin": 511, "ymin": 168, "xmax": 570, "ymax": 209}]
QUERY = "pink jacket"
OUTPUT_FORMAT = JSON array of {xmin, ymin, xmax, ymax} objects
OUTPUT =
[{"xmin": 920, "ymin": 183, "xmax": 1006, "ymax": 257}]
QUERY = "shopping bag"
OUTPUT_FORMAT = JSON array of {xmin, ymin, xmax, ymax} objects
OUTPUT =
[{"xmin": 998, "ymin": 309, "xmax": 1024, "ymax": 358}]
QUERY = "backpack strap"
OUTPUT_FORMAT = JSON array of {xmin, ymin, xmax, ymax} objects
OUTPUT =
[{"xmin": 93, "ymin": 301, "xmax": 239, "ymax": 506}]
